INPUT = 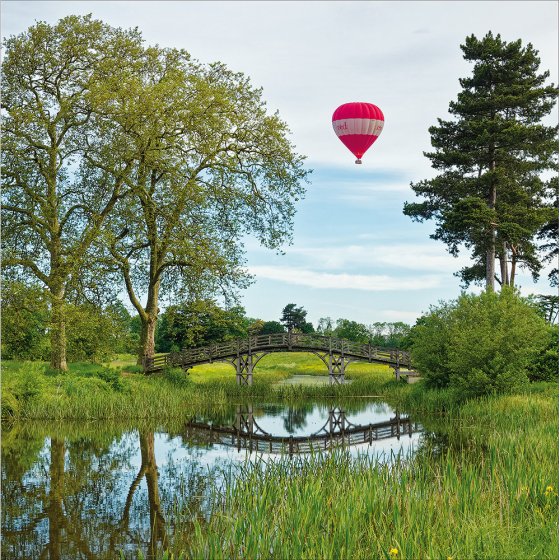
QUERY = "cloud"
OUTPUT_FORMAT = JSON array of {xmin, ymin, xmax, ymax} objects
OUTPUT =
[
  {"xmin": 247, "ymin": 265, "xmax": 441, "ymax": 291},
  {"xmin": 285, "ymin": 243, "xmax": 471, "ymax": 272},
  {"xmin": 378, "ymin": 309, "xmax": 423, "ymax": 323}
]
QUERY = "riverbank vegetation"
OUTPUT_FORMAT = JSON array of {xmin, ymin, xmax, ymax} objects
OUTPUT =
[
  {"xmin": 1, "ymin": 355, "xmax": 398, "ymax": 421},
  {"xmin": 179, "ymin": 383, "xmax": 558, "ymax": 560},
  {"xmin": 3, "ymin": 368, "xmax": 556, "ymax": 560}
]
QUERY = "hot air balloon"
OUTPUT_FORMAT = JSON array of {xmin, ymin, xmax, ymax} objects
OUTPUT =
[{"xmin": 332, "ymin": 102, "xmax": 384, "ymax": 164}]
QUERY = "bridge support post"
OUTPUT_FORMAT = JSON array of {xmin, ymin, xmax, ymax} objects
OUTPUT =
[
  {"xmin": 235, "ymin": 404, "xmax": 254, "ymax": 433},
  {"xmin": 328, "ymin": 353, "xmax": 347, "ymax": 385},
  {"xmin": 235, "ymin": 353, "xmax": 253, "ymax": 385}
]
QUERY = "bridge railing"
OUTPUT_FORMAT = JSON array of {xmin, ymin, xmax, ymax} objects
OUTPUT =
[{"xmin": 144, "ymin": 332, "xmax": 412, "ymax": 372}]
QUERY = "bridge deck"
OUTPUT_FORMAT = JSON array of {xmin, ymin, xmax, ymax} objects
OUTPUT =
[{"xmin": 144, "ymin": 333, "xmax": 413, "ymax": 374}]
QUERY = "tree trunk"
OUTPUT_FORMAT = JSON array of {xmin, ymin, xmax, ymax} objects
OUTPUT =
[
  {"xmin": 136, "ymin": 281, "xmax": 161, "ymax": 367},
  {"xmin": 499, "ymin": 241, "xmax": 509, "ymax": 287},
  {"xmin": 486, "ymin": 159, "xmax": 497, "ymax": 292},
  {"xmin": 138, "ymin": 316, "xmax": 157, "ymax": 366},
  {"xmin": 486, "ymin": 244, "xmax": 496, "ymax": 292},
  {"xmin": 510, "ymin": 254, "xmax": 517, "ymax": 286},
  {"xmin": 50, "ymin": 289, "xmax": 68, "ymax": 371},
  {"xmin": 47, "ymin": 438, "xmax": 65, "ymax": 560}
]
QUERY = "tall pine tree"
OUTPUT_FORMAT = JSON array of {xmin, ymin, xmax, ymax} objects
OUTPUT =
[{"xmin": 404, "ymin": 32, "xmax": 558, "ymax": 291}]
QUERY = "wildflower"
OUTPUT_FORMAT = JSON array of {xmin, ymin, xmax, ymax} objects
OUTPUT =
[
  {"xmin": 389, "ymin": 547, "xmax": 399, "ymax": 557},
  {"xmin": 545, "ymin": 485, "xmax": 554, "ymax": 496}
]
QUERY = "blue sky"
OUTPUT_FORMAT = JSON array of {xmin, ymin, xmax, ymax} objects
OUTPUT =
[{"xmin": 3, "ymin": 1, "xmax": 558, "ymax": 326}]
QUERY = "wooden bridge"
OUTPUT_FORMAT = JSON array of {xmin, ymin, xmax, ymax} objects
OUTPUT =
[
  {"xmin": 184, "ymin": 406, "xmax": 422, "ymax": 455},
  {"xmin": 143, "ymin": 332, "xmax": 415, "ymax": 385}
]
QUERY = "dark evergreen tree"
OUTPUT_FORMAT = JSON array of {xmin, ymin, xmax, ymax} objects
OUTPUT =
[
  {"xmin": 538, "ymin": 176, "xmax": 559, "ymax": 286},
  {"xmin": 280, "ymin": 304, "xmax": 308, "ymax": 333},
  {"xmin": 404, "ymin": 32, "xmax": 558, "ymax": 291}
]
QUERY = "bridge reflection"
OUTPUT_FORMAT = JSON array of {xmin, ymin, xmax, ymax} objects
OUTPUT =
[{"xmin": 185, "ymin": 405, "xmax": 422, "ymax": 455}]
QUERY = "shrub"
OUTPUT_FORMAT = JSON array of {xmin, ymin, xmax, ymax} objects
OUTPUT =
[
  {"xmin": 1, "ymin": 389, "xmax": 20, "ymax": 419},
  {"xmin": 163, "ymin": 366, "xmax": 191, "ymax": 388},
  {"xmin": 411, "ymin": 288, "xmax": 551, "ymax": 397},
  {"xmin": 527, "ymin": 325, "xmax": 559, "ymax": 382},
  {"xmin": 409, "ymin": 302, "xmax": 454, "ymax": 388},
  {"xmin": 78, "ymin": 367, "xmax": 127, "ymax": 392}
]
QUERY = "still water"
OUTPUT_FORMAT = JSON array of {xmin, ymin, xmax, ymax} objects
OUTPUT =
[{"xmin": 2, "ymin": 400, "xmax": 423, "ymax": 559}]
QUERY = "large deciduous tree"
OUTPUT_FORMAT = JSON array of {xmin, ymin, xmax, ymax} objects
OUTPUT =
[
  {"xmin": 404, "ymin": 32, "xmax": 558, "ymax": 291},
  {"xmin": 156, "ymin": 300, "xmax": 250, "ymax": 352},
  {"xmin": 1, "ymin": 15, "xmax": 142, "ymax": 370},
  {"xmin": 87, "ymin": 46, "xmax": 309, "ymax": 363}
]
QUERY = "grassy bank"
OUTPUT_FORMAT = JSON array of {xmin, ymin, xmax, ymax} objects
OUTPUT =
[
  {"xmin": 175, "ymin": 385, "xmax": 558, "ymax": 560},
  {"xmin": 1, "ymin": 355, "xmax": 401, "ymax": 421}
]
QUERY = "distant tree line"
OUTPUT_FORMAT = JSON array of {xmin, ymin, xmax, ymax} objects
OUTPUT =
[{"xmin": 5, "ymin": 276, "xmax": 558, "ymax": 365}]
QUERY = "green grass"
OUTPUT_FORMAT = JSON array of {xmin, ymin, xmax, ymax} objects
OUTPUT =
[
  {"xmin": 2, "ymin": 356, "xmax": 557, "ymax": 559},
  {"xmin": 1, "ymin": 355, "xmax": 399, "ymax": 421}
]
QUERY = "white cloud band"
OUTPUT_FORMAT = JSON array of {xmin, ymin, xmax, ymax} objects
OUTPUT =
[{"xmin": 248, "ymin": 265, "xmax": 441, "ymax": 292}]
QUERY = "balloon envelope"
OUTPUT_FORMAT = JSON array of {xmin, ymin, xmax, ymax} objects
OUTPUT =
[{"xmin": 332, "ymin": 102, "xmax": 384, "ymax": 163}]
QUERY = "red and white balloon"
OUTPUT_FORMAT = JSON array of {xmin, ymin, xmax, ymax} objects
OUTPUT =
[{"xmin": 332, "ymin": 102, "xmax": 384, "ymax": 164}]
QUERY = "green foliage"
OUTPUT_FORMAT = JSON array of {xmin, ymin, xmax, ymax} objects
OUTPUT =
[
  {"xmin": 1, "ymin": 15, "xmax": 145, "ymax": 369},
  {"xmin": 258, "ymin": 320, "xmax": 286, "ymax": 335},
  {"xmin": 527, "ymin": 293, "xmax": 559, "ymax": 324},
  {"xmin": 52, "ymin": 365, "xmax": 129, "ymax": 394},
  {"xmin": 162, "ymin": 366, "xmax": 191, "ymax": 388},
  {"xmin": 2, "ymin": 280, "xmax": 138, "ymax": 364},
  {"xmin": 538, "ymin": 176, "xmax": 558, "ymax": 286},
  {"xmin": 1, "ymin": 280, "xmax": 50, "ymax": 360},
  {"xmin": 156, "ymin": 300, "xmax": 250, "ymax": 351},
  {"xmin": 404, "ymin": 32, "xmax": 558, "ymax": 289},
  {"xmin": 333, "ymin": 318, "xmax": 370, "ymax": 343},
  {"xmin": 527, "ymin": 325, "xmax": 559, "ymax": 382},
  {"xmin": 370, "ymin": 321, "xmax": 412, "ymax": 348},
  {"xmin": 280, "ymin": 303, "xmax": 309, "ymax": 332},
  {"xmin": 66, "ymin": 302, "xmax": 138, "ymax": 363},
  {"xmin": 409, "ymin": 303, "xmax": 455, "ymax": 388},
  {"xmin": 90, "ymin": 39, "xmax": 310, "ymax": 360},
  {"xmin": 411, "ymin": 289, "xmax": 551, "ymax": 396}
]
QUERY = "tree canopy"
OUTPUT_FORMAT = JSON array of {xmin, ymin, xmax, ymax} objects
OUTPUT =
[
  {"xmin": 1, "ymin": 15, "xmax": 144, "ymax": 369},
  {"xmin": 280, "ymin": 304, "xmax": 310, "ymax": 333}
]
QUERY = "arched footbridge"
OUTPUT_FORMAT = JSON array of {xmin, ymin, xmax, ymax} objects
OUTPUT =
[{"xmin": 143, "ymin": 332, "xmax": 417, "ymax": 385}]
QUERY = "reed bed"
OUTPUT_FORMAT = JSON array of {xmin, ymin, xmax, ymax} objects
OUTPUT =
[{"xmin": 1, "ymin": 359, "xmax": 399, "ymax": 421}]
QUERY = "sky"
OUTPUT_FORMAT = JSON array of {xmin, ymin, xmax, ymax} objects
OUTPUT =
[{"xmin": 3, "ymin": 1, "xmax": 558, "ymax": 326}]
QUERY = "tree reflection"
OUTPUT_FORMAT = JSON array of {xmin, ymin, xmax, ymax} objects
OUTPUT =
[
  {"xmin": 282, "ymin": 403, "xmax": 314, "ymax": 433},
  {"xmin": 2, "ymin": 428, "xmax": 134, "ymax": 559}
]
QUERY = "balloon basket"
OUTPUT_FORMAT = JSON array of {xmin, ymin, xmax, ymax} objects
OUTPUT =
[{"xmin": 355, "ymin": 159, "xmax": 362, "ymax": 164}]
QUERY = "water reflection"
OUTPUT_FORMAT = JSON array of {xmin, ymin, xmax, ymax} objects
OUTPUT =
[
  {"xmin": 2, "ymin": 400, "xmax": 423, "ymax": 559},
  {"xmin": 186, "ymin": 405, "xmax": 422, "ymax": 455}
]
